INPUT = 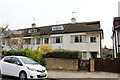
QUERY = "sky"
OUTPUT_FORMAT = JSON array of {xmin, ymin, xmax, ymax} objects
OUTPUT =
[{"xmin": 0, "ymin": 0, "xmax": 119, "ymax": 48}]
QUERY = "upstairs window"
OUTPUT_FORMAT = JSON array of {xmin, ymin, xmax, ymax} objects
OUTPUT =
[
  {"xmin": 90, "ymin": 37, "xmax": 96, "ymax": 42},
  {"xmin": 51, "ymin": 36, "xmax": 63, "ymax": 44},
  {"xmin": 52, "ymin": 26, "xmax": 64, "ymax": 31},
  {"xmin": 28, "ymin": 29, "xmax": 37, "ymax": 33},
  {"xmin": 71, "ymin": 35, "xmax": 86, "ymax": 43}
]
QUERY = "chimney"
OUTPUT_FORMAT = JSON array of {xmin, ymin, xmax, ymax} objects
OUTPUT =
[
  {"xmin": 32, "ymin": 23, "xmax": 36, "ymax": 28},
  {"xmin": 71, "ymin": 18, "xmax": 76, "ymax": 24}
]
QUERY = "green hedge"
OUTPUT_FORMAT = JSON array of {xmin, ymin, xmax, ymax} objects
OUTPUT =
[
  {"xmin": 43, "ymin": 50, "xmax": 82, "ymax": 59},
  {"xmin": 117, "ymin": 52, "xmax": 120, "ymax": 58},
  {"xmin": 4, "ymin": 50, "xmax": 25, "ymax": 56}
]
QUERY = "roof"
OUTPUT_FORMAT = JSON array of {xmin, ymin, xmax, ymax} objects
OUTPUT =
[{"xmin": 6, "ymin": 21, "xmax": 103, "ymax": 38}]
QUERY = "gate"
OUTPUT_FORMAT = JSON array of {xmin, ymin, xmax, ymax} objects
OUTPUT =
[
  {"xmin": 95, "ymin": 58, "xmax": 120, "ymax": 73},
  {"xmin": 78, "ymin": 59, "xmax": 89, "ymax": 71}
]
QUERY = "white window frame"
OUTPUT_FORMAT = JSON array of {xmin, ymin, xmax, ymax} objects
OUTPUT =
[
  {"xmin": 28, "ymin": 29, "xmax": 38, "ymax": 33},
  {"xmin": 82, "ymin": 52, "xmax": 87, "ymax": 60},
  {"xmin": 71, "ymin": 35, "xmax": 87, "ymax": 43},
  {"xmin": 51, "ymin": 36, "xmax": 63, "ymax": 44},
  {"xmin": 90, "ymin": 36, "xmax": 96, "ymax": 42}
]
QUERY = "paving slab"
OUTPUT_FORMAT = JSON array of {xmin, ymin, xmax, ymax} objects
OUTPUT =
[{"xmin": 47, "ymin": 70, "xmax": 119, "ymax": 78}]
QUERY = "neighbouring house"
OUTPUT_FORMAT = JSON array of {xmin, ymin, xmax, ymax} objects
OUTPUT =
[
  {"xmin": 102, "ymin": 46, "xmax": 113, "ymax": 58},
  {"xmin": 112, "ymin": 17, "xmax": 120, "ymax": 58},
  {"xmin": 2, "ymin": 20, "xmax": 103, "ymax": 60}
]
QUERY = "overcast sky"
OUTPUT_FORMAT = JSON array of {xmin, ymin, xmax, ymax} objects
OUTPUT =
[{"xmin": 0, "ymin": 0, "xmax": 119, "ymax": 48}]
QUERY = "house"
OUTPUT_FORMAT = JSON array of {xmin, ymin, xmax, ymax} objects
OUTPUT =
[
  {"xmin": 102, "ymin": 46, "xmax": 113, "ymax": 58},
  {"xmin": 112, "ymin": 17, "xmax": 120, "ymax": 58},
  {"xmin": 2, "ymin": 20, "xmax": 103, "ymax": 59}
]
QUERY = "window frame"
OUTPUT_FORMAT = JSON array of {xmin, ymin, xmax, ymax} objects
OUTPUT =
[
  {"xmin": 51, "ymin": 36, "xmax": 63, "ymax": 44},
  {"xmin": 82, "ymin": 52, "xmax": 87, "ymax": 60},
  {"xmin": 71, "ymin": 35, "xmax": 87, "ymax": 43},
  {"xmin": 90, "ymin": 36, "xmax": 96, "ymax": 43},
  {"xmin": 4, "ymin": 57, "xmax": 11, "ymax": 63}
]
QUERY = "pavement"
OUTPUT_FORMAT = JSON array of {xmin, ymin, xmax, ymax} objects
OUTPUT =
[
  {"xmin": 0, "ymin": 70, "xmax": 120, "ymax": 80},
  {"xmin": 47, "ymin": 70, "xmax": 119, "ymax": 78}
]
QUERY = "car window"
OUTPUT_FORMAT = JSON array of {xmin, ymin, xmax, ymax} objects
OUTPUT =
[
  {"xmin": 4, "ymin": 57, "xmax": 11, "ymax": 63},
  {"xmin": 11, "ymin": 57, "xmax": 21, "ymax": 65},
  {"xmin": 20, "ymin": 57, "xmax": 37, "ymax": 64}
]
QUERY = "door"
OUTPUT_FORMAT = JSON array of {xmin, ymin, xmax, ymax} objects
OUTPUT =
[
  {"xmin": 2, "ymin": 57, "xmax": 12, "ymax": 75},
  {"xmin": 10, "ymin": 57, "xmax": 23, "ymax": 77},
  {"xmin": 91, "ymin": 52, "xmax": 97, "ymax": 58}
]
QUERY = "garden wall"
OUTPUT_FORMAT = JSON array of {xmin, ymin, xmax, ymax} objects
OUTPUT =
[{"xmin": 45, "ymin": 58, "xmax": 78, "ymax": 70}]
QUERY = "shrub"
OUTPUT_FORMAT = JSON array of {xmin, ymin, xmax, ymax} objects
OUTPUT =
[
  {"xmin": 22, "ymin": 49, "xmax": 44, "ymax": 65},
  {"xmin": 40, "ymin": 44, "xmax": 53, "ymax": 52},
  {"xmin": 117, "ymin": 52, "xmax": 120, "ymax": 58},
  {"xmin": 4, "ymin": 50, "xmax": 25, "ymax": 56},
  {"xmin": 43, "ymin": 50, "xmax": 82, "ymax": 59}
]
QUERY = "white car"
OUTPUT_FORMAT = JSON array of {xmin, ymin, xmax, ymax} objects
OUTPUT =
[{"xmin": 0, "ymin": 56, "xmax": 47, "ymax": 80}]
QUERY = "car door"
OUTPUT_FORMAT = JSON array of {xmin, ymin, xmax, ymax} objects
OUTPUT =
[
  {"xmin": 2, "ymin": 57, "xmax": 12, "ymax": 75},
  {"xmin": 10, "ymin": 57, "xmax": 23, "ymax": 77}
]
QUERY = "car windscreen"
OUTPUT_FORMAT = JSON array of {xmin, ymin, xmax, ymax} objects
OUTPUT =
[{"xmin": 20, "ymin": 57, "xmax": 37, "ymax": 64}]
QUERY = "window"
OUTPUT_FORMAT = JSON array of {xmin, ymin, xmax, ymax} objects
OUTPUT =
[
  {"xmin": 24, "ymin": 38, "xmax": 31, "ymax": 44},
  {"xmin": 90, "ymin": 37, "xmax": 96, "ymax": 42},
  {"xmin": 51, "ymin": 36, "xmax": 63, "ymax": 44},
  {"xmin": 36, "ymin": 38, "xmax": 40, "ymax": 44},
  {"xmin": 4, "ymin": 57, "xmax": 11, "ymax": 63},
  {"xmin": 82, "ymin": 52, "xmax": 87, "ymax": 59},
  {"xmin": 11, "ymin": 57, "xmax": 21, "ymax": 65},
  {"xmin": 28, "ymin": 29, "xmax": 37, "ymax": 33},
  {"xmin": 44, "ymin": 38, "xmax": 49, "ymax": 44},
  {"xmin": 52, "ymin": 26, "xmax": 64, "ymax": 31},
  {"xmin": 75, "ymin": 36, "xmax": 79, "ymax": 42},
  {"xmin": 71, "ymin": 35, "xmax": 86, "ymax": 43}
]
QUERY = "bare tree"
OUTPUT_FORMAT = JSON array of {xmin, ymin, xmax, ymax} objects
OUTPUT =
[{"xmin": 2, "ymin": 25, "xmax": 25, "ymax": 51}]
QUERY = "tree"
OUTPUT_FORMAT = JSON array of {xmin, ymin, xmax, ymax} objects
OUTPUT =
[{"xmin": 2, "ymin": 25, "xmax": 25, "ymax": 51}]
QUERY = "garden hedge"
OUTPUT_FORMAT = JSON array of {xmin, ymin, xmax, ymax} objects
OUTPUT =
[
  {"xmin": 43, "ymin": 50, "xmax": 82, "ymax": 59},
  {"xmin": 4, "ymin": 50, "xmax": 25, "ymax": 56}
]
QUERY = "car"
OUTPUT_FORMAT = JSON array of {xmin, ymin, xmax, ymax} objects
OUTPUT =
[{"xmin": 0, "ymin": 56, "xmax": 47, "ymax": 80}]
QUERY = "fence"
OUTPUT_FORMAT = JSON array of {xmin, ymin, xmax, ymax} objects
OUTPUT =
[{"xmin": 94, "ymin": 58, "xmax": 120, "ymax": 73}]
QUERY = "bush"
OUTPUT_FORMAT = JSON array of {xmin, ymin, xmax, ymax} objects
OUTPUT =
[
  {"xmin": 22, "ymin": 49, "xmax": 45, "ymax": 65},
  {"xmin": 117, "ymin": 52, "xmax": 120, "ymax": 58},
  {"xmin": 4, "ymin": 50, "xmax": 25, "ymax": 56},
  {"xmin": 43, "ymin": 50, "xmax": 82, "ymax": 59}
]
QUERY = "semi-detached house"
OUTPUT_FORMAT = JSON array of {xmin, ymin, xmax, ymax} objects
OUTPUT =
[{"xmin": 3, "ymin": 21, "xmax": 103, "ymax": 60}]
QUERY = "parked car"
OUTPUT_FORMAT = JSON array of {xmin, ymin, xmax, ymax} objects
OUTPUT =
[{"xmin": 0, "ymin": 56, "xmax": 47, "ymax": 80}]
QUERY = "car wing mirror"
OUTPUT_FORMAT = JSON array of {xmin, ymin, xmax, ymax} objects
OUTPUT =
[{"xmin": 16, "ymin": 62, "xmax": 23, "ymax": 66}]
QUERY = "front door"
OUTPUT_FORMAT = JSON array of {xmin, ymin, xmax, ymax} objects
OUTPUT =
[{"xmin": 91, "ymin": 52, "xmax": 97, "ymax": 58}]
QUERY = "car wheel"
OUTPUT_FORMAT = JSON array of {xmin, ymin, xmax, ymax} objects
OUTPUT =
[
  {"xmin": 19, "ymin": 72, "xmax": 27, "ymax": 80},
  {"xmin": 1, "ymin": 74, "xmax": 5, "ymax": 78}
]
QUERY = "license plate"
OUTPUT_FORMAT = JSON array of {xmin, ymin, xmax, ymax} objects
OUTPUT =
[{"xmin": 40, "ymin": 73, "xmax": 45, "ymax": 76}]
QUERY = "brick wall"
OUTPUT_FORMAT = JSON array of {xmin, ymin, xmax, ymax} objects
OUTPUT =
[{"xmin": 45, "ymin": 58, "xmax": 78, "ymax": 70}]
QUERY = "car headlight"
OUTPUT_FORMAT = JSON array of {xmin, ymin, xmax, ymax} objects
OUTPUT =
[{"xmin": 27, "ymin": 67, "xmax": 37, "ymax": 72}]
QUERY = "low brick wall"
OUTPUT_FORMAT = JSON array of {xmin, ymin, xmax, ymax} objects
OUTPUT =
[{"xmin": 45, "ymin": 58, "xmax": 78, "ymax": 70}]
